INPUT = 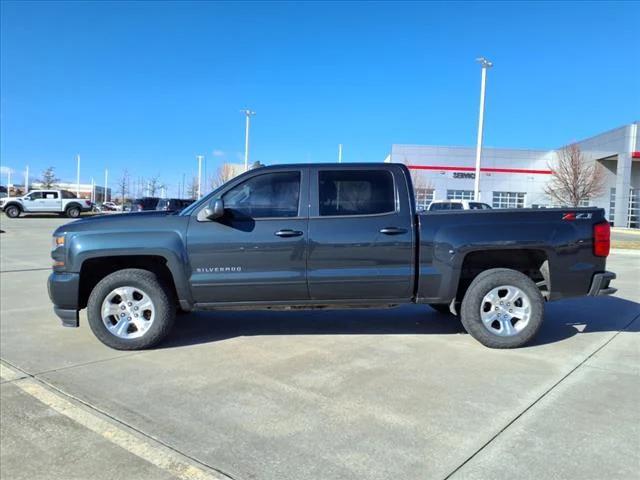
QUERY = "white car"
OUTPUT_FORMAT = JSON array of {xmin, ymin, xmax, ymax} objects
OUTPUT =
[
  {"xmin": 98, "ymin": 201, "xmax": 122, "ymax": 212},
  {"xmin": 427, "ymin": 200, "xmax": 492, "ymax": 211},
  {"xmin": 0, "ymin": 190, "xmax": 93, "ymax": 218}
]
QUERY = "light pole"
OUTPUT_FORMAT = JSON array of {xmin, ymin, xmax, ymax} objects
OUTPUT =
[
  {"xmin": 7, "ymin": 168, "xmax": 11, "ymax": 197},
  {"xmin": 241, "ymin": 109, "xmax": 256, "ymax": 171},
  {"xmin": 473, "ymin": 57, "xmax": 493, "ymax": 201},
  {"xmin": 104, "ymin": 169, "xmax": 109, "ymax": 202},
  {"xmin": 338, "ymin": 144, "xmax": 343, "ymax": 163},
  {"xmin": 25, "ymin": 165, "xmax": 29, "ymax": 194},
  {"xmin": 197, "ymin": 155, "xmax": 204, "ymax": 199},
  {"xmin": 76, "ymin": 154, "xmax": 81, "ymax": 197}
]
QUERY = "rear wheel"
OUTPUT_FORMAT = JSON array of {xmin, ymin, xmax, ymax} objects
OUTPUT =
[
  {"xmin": 460, "ymin": 268, "xmax": 544, "ymax": 349},
  {"xmin": 66, "ymin": 206, "xmax": 81, "ymax": 218},
  {"xmin": 4, "ymin": 205, "xmax": 21, "ymax": 218},
  {"xmin": 87, "ymin": 268, "xmax": 175, "ymax": 350}
]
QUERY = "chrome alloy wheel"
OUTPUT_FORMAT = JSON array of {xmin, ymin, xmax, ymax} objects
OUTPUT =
[
  {"xmin": 101, "ymin": 286, "xmax": 155, "ymax": 339},
  {"xmin": 480, "ymin": 285, "xmax": 531, "ymax": 337}
]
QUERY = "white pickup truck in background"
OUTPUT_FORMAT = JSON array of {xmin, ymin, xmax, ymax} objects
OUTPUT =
[{"xmin": 0, "ymin": 190, "xmax": 93, "ymax": 218}]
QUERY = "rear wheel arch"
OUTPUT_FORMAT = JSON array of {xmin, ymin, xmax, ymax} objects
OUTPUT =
[
  {"xmin": 454, "ymin": 248, "xmax": 550, "ymax": 302},
  {"xmin": 65, "ymin": 203, "xmax": 83, "ymax": 217}
]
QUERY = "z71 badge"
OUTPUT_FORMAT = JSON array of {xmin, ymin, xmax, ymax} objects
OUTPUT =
[{"xmin": 562, "ymin": 212, "xmax": 593, "ymax": 221}]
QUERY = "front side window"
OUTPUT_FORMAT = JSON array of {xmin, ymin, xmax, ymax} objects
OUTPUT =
[
  {"xmin": 26, "ymin": 192, "xmax": 43, "ymax": 200},
  {"xmin": 319, "ymin": 170, "xmax": 395, "ymax": 216},
  {"xmin": 429, "ymin": 202, "xmax": 449, "ymax": 211},
  {"xmin": 223, "ymin": 171, "xmax": 300, "ymax": 218}
]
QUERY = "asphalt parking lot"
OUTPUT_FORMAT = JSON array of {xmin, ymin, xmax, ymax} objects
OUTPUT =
[{"xmin": 1, "ymin": 216, "xmax": 639, "ymax": 480}]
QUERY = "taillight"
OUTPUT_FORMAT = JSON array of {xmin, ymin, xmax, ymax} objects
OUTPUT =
[{"xmin": 593, "ymin": 222, "xmax": 610, "ymax": 257}]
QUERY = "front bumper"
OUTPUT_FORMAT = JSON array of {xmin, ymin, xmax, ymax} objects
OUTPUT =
[
  {"xmin": 48, "ymin": 272, "xmax": 80, "ymax": 327},
  {"xmin": 587, "ymin": 271, "xmax": 617, "ymax": 296}
]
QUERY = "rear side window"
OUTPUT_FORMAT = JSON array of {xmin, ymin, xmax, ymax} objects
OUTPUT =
[
  {"xmin": 61, "ymin": 190, "xmax": 77, "ymax": 199},
  {"xmin": 319, "ymin": 170, "xmax": 395, "ymax": 216},
  {"xmin": 450, "ymin": 203, "xmax": 463, "ymax": 210},
  {"xmin": 469, "ymin": 202, "xmax": 490, "ymax": 210},
  {"xmin": 44, "ymin": 191, "xmax": 59, "ymax": 199},
  {"xmin": 223, "ymin": 171, "xmax": 301, "ymax": 218}
]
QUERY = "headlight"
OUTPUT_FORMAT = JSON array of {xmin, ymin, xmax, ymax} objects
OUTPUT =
[{"xmin": 52, "ymin": 235, "xmax": 65, "ymax": 249}]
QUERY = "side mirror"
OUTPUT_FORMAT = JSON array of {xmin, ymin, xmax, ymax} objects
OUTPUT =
[{"xmin": 204, "ymin": 198, "xmax": 225, "ymax": 220}]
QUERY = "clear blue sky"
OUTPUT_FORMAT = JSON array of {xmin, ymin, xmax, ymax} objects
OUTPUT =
[{"xmin": 1, "ymin": 0, "xmax": 638, "ymax": 195}]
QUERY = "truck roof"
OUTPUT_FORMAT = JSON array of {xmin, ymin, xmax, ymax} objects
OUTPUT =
[{"xmin": 255, "ymin": 162, "xmax": 405, "ymax": 170}]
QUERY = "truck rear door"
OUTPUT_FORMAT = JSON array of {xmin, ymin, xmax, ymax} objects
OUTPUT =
[
  {"xmin": 40, "ymin": 191, "xmax": 61, "ymax": 212},
  {"xmin": 307, "ymin": 165, "xmax": 415, "ymax": 301}
]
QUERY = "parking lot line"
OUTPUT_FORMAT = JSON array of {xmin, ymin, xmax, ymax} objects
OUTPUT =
[{"xmin": 0, "ymin": 362, "xmax": 233, "ymax": 480}]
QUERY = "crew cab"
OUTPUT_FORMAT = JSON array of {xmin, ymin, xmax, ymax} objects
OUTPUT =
[
  {"xmin": 48, "ymin": 163, "xmax": 616, "ymax": 350},
  {"xmin": 1, "ymin": 189, "xmax": 92, "ymax": 218}
]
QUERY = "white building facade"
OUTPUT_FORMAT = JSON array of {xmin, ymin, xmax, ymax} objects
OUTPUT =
[{"xmin": 387, "ymin": 122, "xmax": 639, "ymax": 228}]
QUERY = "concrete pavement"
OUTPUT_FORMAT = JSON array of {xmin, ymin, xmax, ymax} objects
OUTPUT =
[{"xmin": 1, "ymin": 216, "xmax": 639, "ymax": 479}]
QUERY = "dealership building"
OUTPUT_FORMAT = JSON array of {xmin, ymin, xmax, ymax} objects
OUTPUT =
[{"xmin": 385, "ymin": 122, "xmax": 639, "ymax": 228}]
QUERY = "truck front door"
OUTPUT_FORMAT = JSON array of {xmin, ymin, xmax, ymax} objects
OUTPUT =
[
  {"xmin": 307, "ymin": 166, "xmax": 415, "ymax": 301},
  {"xmin": 186, "ymin": 168, "xmax": 310, "ymax": 304}
]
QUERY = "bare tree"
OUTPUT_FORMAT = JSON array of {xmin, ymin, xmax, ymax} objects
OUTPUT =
[
  {"xmin": 544, "ymin": 144, "xmax": 605, "ymax": 207},
  {"xmin": 211, "ymin": 163, "xmax": 238, "ymax": 188},
  {"xmin": 38, "ymin": 167, "xmax": 60, "ymax": 188},
  {"xmin": 187, "ymin": 176, "xmax": 199, "ymax": 199},
  {"xmin": 147, "ymin": 175, "xmax": 165, "ymax": 197},
  {"xmin": 117, "ymin": 169, "xmax": 129, "ymax": 203}
]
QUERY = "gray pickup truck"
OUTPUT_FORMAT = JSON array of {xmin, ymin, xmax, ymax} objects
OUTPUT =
[{"xmin": 48, "ymin": 163, "xmax": 616, "ymax": 350}]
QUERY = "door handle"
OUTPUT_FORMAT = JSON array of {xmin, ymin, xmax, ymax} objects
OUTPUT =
[
  {"xmin": 275, "ymin": 229, "xmax": 304, "ymax": 238},
  {"xmin": 379, "ymin": 227, "xmax": 408, "ymax": 235}
]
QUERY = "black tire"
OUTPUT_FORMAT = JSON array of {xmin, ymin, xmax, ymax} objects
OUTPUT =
[
  {"xmin": 4, "ymin": 205, "xmax": 21, "ymax": 218},
  {"xmin": 66, "ymin": 206, "xmax": 81, "ymax": 218},
  {"xmin": 86, "ymin": 268, "xmax": 175, "ymax": 350},
  {"xmin": 429, "ymin": 303, "xmax": 453, "ymax": 315},
  {"xmin": 460, "ymin": 268, "xmax": 544, "ymax": 349}
]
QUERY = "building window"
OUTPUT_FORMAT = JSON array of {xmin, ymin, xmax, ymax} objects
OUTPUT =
[
  {"xmin": 609, "ymin": 187, "xmax": 616, "ymax": 225},
  {"xmin": 447, "ymin": 190, "xmax": 474, "ymax": 200},
  {"xmin": 492, "ymin": 191, "xmax": 526, "ymax": 209},
  {"xmin": 415, "ymin": 188, "xmax": 434, "ymax": 210},
  {"xmin": 629, "ymin": 188, "xmax": 639, "ymax": 229}
]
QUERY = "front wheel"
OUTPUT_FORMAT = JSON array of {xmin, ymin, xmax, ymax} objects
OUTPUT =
[
  {"xmin": 460, "ymin": 268, "xmax": 544, "ymax": 349},
  {"xmin": 86, "ymin": 268, "xmax": 175, "ymax": 350},
  {"xmin": 4, "ymin": 205, "xmax": 21, "ymax": 218}
]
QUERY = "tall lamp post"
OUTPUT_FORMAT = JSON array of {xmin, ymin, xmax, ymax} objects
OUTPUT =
[
  {"xmin": 473, "ymin": 57, "xmax": 493, "ymax": 201},
  {"xmin": 241, "ymin": 109, "xmax": 256, "ymax": 171},
  {"xmin": 196, "ymin": 155, "xmax": 204, "ymax": 199},
  {"xmin": 76, "ymin": 154, "xmax": 81, "ymax": 197}
]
